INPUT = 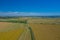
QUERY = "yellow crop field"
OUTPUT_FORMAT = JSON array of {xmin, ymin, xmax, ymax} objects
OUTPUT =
[
  {"xmin": 0, "ymin": 28, "xmax": 25, "ymax": 40},
  {"xmin": 0, "ymin": 22, "xmax": 26, "ymax": 40}
]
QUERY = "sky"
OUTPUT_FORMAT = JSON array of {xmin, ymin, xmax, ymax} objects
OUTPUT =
[{"xmin": 0, "ymin": 0, "xmax": 60, "ymax": 16}]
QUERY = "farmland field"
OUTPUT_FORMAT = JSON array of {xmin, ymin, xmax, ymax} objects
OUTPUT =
[
  {"xmin": 28, "ymin": 18, "xmax": 60, "ymax": 40},
  {"xmin": 0, "ymin": 17, "xmax": 60, "ymax": 40},
  {"xmin": 0, "ymin": 22, "xmax": 27, "ymax": 40}
]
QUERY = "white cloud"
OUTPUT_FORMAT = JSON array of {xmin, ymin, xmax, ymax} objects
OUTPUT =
[{"xmin": 0, "ymin": 12, "xmax": 60, "ymax": 16}]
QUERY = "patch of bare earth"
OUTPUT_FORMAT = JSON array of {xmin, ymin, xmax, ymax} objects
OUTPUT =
[{"xmin": 0, "ymin": 22, "xmax": 14, "ymax": 30}]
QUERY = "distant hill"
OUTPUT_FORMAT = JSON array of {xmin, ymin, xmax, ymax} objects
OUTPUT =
[{"xmin": 0, "ymin": 16, "xmax": 60, "ymax": 18}]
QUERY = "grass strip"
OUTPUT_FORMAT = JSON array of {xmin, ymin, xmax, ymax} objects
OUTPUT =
[{"xmin": 28, "ymin": 27, "xmax": 35, "ymax": 40}]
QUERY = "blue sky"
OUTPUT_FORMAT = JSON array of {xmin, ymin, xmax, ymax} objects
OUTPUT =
[{"xmin": 0, "ymin": 0, "xmax": 60, "ymax": 16}]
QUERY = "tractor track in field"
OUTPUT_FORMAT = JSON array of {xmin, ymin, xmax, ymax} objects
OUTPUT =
[
  {"xmin": 18, "ymin": 26, "xmax": 35, "ymax": 40},
  {"xmin": 18, "ymin": 30, "xmax": 27, "ymax": 40},
  {"xmin": 18, "ymin": 20, "xmax": 35, "ymax": 40}
]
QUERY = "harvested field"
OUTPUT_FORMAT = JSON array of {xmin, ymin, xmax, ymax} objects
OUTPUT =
[
  {"xmin": 0, "ymin": 22, "xmax": 26, "ymax": 31},
  {"xmin": 29, "ymin": 23, "xmax": 60, "ymax": 40}
]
